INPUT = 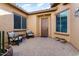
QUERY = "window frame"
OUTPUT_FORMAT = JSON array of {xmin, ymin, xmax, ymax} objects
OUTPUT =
[
  {"xmin": 13, "ymin": 13, "xmax": 26, "ymax": 30},
  {"xmin": 14, "ymin": 13, "xmax": 21, "ymax": 29},
  {"xmin": 56, "ymin": 9, "xmax": 68, "ymax": 33},
  {"xmin": 21, "ymin": 16, "xmax": 27, "ymax": 29}
]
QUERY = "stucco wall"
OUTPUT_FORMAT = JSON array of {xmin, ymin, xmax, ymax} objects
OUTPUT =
[
  {"xmin": 0, "ymin": 14, "xmax": 13, "ymax": 31},
  {"xmin": 27, "ymin": 15, "xmax": 37, "ymax": 36},
  {"xmin": 0, "ymin": 14, "xmax": 13, "ymax": 46},
  {"xmin": 70, "ymin": 3, "xmax": 79, "ymax": 50},
  {"xmin": 50, "ymin": 12, "xmax": 56, "ymax": 38}
]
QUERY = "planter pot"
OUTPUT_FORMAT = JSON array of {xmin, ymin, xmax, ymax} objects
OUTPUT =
[{"xmin": 2, "ymin": 45, "xmax": 13, "ymax": 56}]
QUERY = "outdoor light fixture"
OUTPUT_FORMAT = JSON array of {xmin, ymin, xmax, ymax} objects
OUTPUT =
[{"xmin": 75, "ymin": 8, "xmax": 79, "ymax": 17}]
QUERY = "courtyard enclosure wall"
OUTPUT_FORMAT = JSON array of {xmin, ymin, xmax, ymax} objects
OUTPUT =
[{"xmin": 70, "ymin": 4, "xmax": 79, "ymax": 50}]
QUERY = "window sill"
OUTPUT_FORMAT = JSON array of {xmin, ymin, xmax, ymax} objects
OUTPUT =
[
  {"xmin": 54, "ymin": 32, "xmax": 69, "ymax": 36},
  {"xmin": 14, "ymin": 29, "xmax": 26, "ymax": 32}
]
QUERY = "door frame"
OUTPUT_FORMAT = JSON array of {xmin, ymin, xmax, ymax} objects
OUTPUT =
[
  {"xmin": 41, "ymin": 17, "xmax": 48, "ymax": 37},
  {"xmin": 37, "ymin": 14, "xmax": 51, "ymax": 37}
]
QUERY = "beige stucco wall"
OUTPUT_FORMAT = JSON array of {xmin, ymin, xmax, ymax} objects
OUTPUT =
[
  {"xmin": 50, "ymin": 12, "xmax": 56, "ymax": 38},
  {"xmin": 27, "ymin": 15, "xmax": 37, "ymax": 36},
  {"xmin": 0, "ymin": 14, "xmax": 13, "ymax": 31},
  {"xmin": 70, "ymin": 3, "xmax": 79, "ymax": 50},
  {"xmin": 0, "ymin": 14, "xmax": 13, "ymax": 46}
]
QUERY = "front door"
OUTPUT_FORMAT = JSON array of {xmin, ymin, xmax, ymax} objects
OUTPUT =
[{"xmin": 41, "ymin": 18, "xmax": 48, "ymax": 37}]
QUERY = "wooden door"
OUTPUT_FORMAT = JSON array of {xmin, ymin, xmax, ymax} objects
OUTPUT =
[{"xmin": 41, "ymin": 18, "xmax": 48, "ymax": 37}]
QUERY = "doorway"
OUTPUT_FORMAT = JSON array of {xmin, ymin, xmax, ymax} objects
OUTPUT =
[{"xmin": 41, "ymin": 18, "xmax": 48, "ymax": 37}]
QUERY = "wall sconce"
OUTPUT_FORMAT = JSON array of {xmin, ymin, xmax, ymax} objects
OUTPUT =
[{"xmin": 75, "ymin": 8, "xmax": 79, "ymax": 17}]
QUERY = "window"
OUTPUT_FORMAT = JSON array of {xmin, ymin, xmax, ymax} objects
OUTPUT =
[
  {"xmin": 14, "ymin": 14, "xmax": 26, "ymax": 29},
  {"xmin": 14, "ymin": 14, "xmax": 21, "ymax": 29},
  {"xmin": 60, "ymin": 11, "xmax": 67, "ymax": 32},
  {"xmin": 22, "ymin": 17, "xmax": 26, "ymax": 29},
  {"xmin": 56, "ymin": 10, "xmax": 68, "ymax": 33},
  {"xmin": 56, "ymin": 14, "xmax": 61, "ymax": 32}
]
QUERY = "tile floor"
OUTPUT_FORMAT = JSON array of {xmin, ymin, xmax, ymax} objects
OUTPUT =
[{"xmin": 12, "ymin": 37, "xmax": 79, "ymax": 56}]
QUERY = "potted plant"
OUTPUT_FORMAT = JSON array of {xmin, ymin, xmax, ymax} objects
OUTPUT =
[
  {"xmin": 0, "ymin": 31, "xmax": 13, "ymax": 56},
  {"xmin": 2, "ymin": 45, "xmax": 13, "ymax": 56}
]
